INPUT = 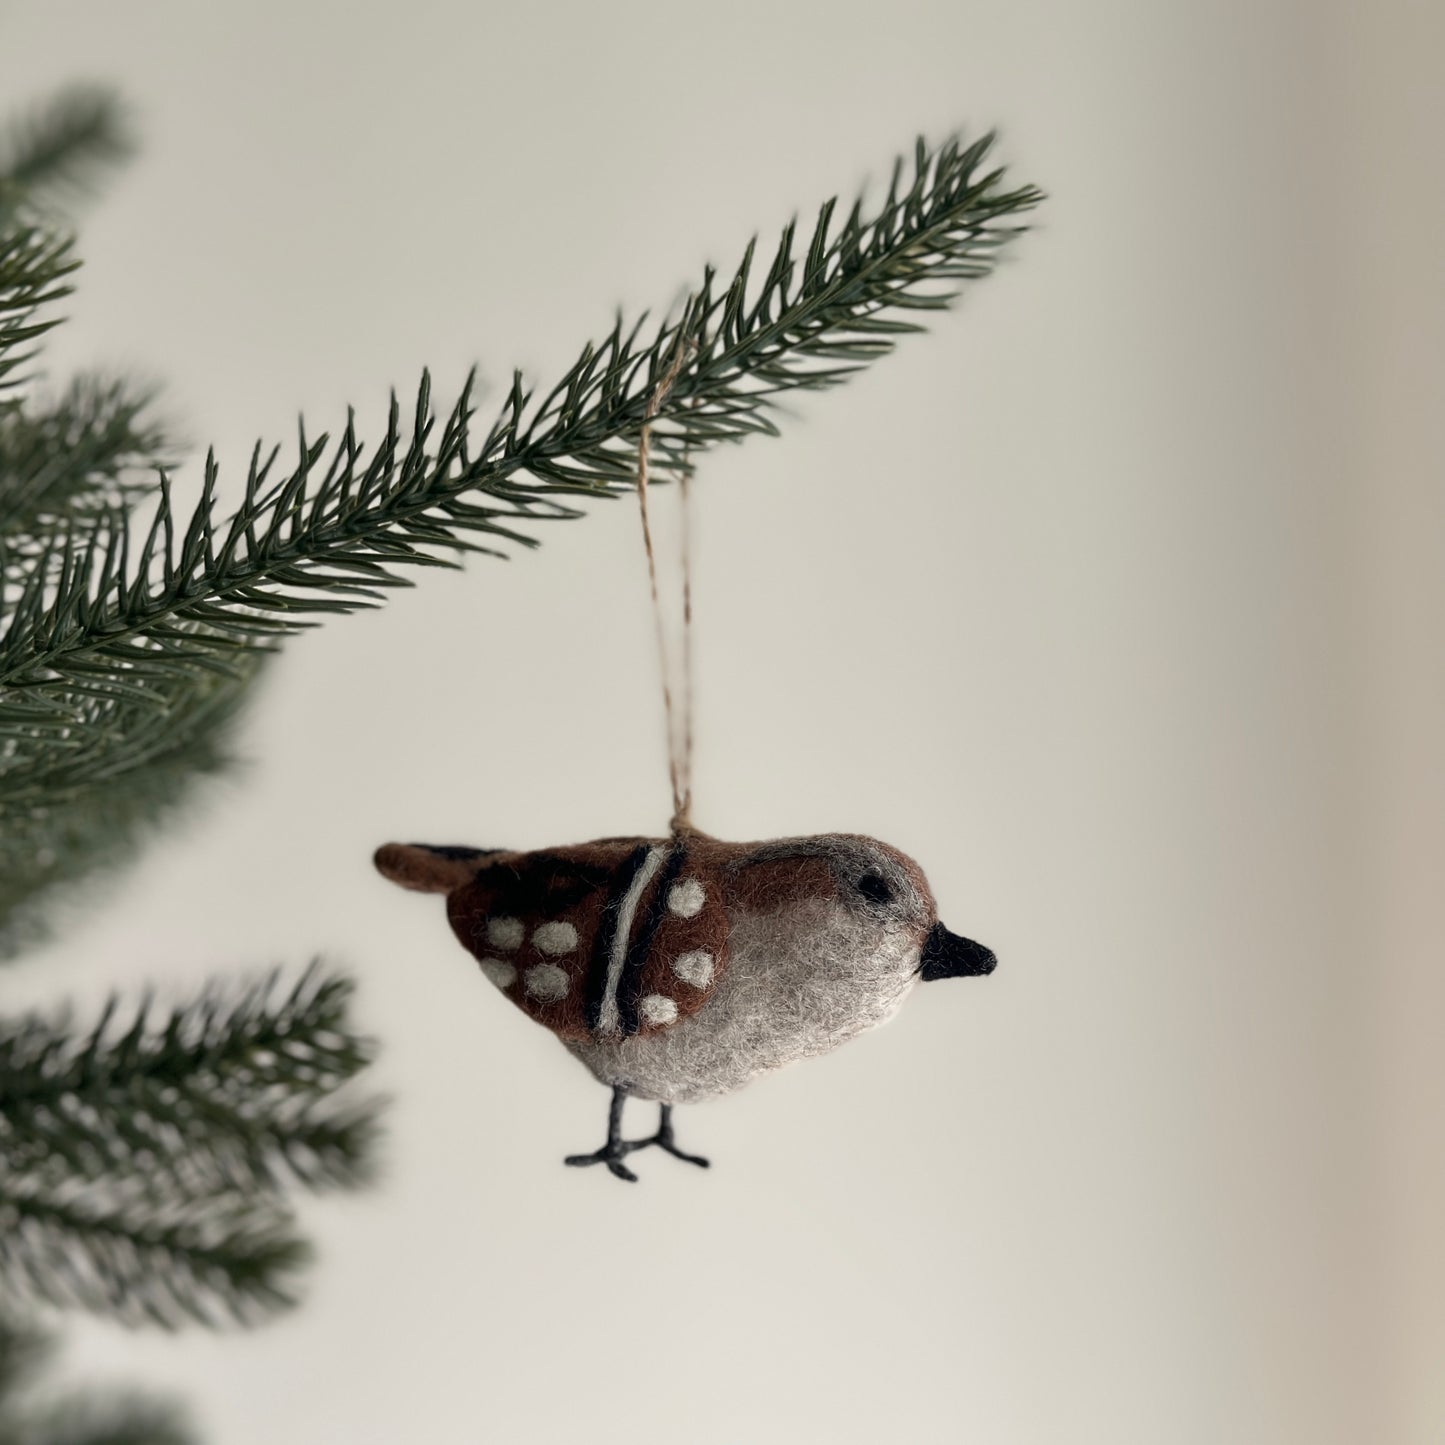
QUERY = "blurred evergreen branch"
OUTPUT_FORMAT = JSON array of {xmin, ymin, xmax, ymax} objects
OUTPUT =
[
  {"xmin": 0, "ymin": 87, "xmax": 134, "ymax": 217},
  {"xmin": 0, "ymin": 1312, "xmax": 193, "ymax": 1445},
  {"xmin": 1, "ymin": 376, "xmax": 178, "ymax": 565},
  {"xmin": 0, "ymin": 967, "xmax": 380, "ymax": 1328},
  {"xmin": 0, "ymin": 225, "xmax": 77, "ymax": 402},
  {"xmin": 0, "ymin": 657, "xmax": 252, "ymax": 961},
  {"xmin": 0, "ymin": 93, "xmax": 252, "ymax": 957}
]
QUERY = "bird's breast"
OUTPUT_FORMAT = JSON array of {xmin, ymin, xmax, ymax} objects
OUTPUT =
[{"xmin": 566, "ymin": 900, "xmax": 923, "ymax": 1103}]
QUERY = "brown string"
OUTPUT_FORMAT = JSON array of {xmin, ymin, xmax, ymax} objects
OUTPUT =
[
  {"xmin": 635, "ymin": 339, "xmax": 696, "ymax": 835},
  {"xmin": 677, "ymin": 462, "xmax": 695, "ymax": 831}
]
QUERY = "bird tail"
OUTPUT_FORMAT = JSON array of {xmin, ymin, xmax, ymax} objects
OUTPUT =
[{"xmin": 373, "ymin": 842, "xmax": 499, "ymax": 893}]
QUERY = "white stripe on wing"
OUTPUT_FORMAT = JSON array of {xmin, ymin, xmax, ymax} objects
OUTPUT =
[{"xmin": 595, "ymin": 844, "xmax": 666, "ymax": 1036}]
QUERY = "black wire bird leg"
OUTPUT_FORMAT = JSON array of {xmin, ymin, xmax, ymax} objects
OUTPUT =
[{"xmin": 565, "ymin": 1084, "xmax": 710, "ymax": 1182}]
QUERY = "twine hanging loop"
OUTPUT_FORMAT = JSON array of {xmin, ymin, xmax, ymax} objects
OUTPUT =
[{"xmin": 634, "ymin": 339, "xmax": 696, "ymax": 835}]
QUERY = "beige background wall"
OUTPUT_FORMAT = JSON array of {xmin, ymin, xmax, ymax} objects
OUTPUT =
[{"xmin": 1, "ymin": 2, "xmax": 1439, "ymax": 1441}]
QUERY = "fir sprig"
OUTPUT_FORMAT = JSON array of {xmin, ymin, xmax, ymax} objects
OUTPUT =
[
  {"xmin": 0, "ymin": 164, "xmax": 244, "ymax": 953},
  {"xmin": 0, "ymin": 224, "xmax": 76, "ymax": 400},
  {"xmin": 1, "ymin": 375, "xmax": 177, "ymax": 564},
  {"xmin": 0, "ymin": 968, "xmax": 380, "ymax": 1327},
  {"xmin": 0, "ymin": 134, "xmax": 1040, "ymax": 742},
  {"xmin": 0, "ymin": 652, "xmax": 255, "ymax": 960},
  {"xmin": 0, "ymin": 1181, "xmax": 306, "ymax": 1329},
  {"xmin": 0, "ymin": 967, "xmax": 379, "ymax": 1196}
]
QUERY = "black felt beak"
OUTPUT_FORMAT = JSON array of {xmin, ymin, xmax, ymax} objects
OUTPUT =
[{"xmin": 919, "ymin": 923, "xmax": 997, "ymax": 980}]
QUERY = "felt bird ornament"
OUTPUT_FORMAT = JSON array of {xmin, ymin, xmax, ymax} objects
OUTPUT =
[{"xmin": 375, "ymin": 830, "xmax": 996, "ymax": 1180}]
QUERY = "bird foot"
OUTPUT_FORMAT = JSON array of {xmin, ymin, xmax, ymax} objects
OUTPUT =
[
  {"xmin": 564, "ymin": 1141, "xmax": 640, "ymax": 1182},
  {"xmin": 563, "ymin": 1129, "xmax": 708, "ymax": 1179},
  {"xmin": 564, "ymin": 1096, "xmax": 709, "ymax": 1181},
  {"xmin": 627, "ymin": 1118, "xmax": 710, "ymax": 1169}
]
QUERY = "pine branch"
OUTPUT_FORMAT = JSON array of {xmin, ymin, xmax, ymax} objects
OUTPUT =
[
  {"xmin": 0, "ymin": 374, "xmax": 205, "ymax": 957},
  {"xmin": 0, "ymin": 1316, "xmax": 194, "ymax": 1445},
  {"xmin": 1, "ymin": 375, "xmax": 176, "ymax": 560},
  {"xmin": 0, "ymin": 1314, "xmax": 45, "ymax": 1409},
  {"xmin": 0, "ymin": 1180, "xmax": 307, "ymax": 1329},
  {"xmin": 0, "ymin": 654, "xmax": 254, "ymax": 959},
  {"xmin": 0, "ymin": 967, "xmax": 379, "ymax": 1327},
  {"xmin": 0, "ymin": 967, "xmax": 380, "ymax": 1196},
  {"xmin": 0, "ymin": 225, "xmax": 77, "ymax": 398},
  {"xmin": 0, "ymin": 88, "xmax": 255, "ymax": 952},
  {"xmin": 5, "ymin": 1397, "xmax": 195, "ymax": 1445},
  {"xmin": 0, "ymin": 132, "xmax": 1041, "ymax": 744},
  {"xmin": 0, "ymin": 87, "xmax": 133, "ymax": 216}
]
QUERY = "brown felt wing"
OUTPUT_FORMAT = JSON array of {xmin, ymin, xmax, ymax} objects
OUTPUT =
[{"xmin": 443, "ymin": 835, "xmax": 734, "ymax": 1042}]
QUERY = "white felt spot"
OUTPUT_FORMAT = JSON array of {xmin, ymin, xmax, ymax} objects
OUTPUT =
[
  {"xmin": 671, "ymin": 950, "xmax": 714, "ymax": 989},
  {"xmin": 479, "ymin": 958, "xmax": 516, "ymax": 989},
  {"xmin": 525, "ymin": 963, "xmax": 570, "ymax": 1001},
  {"xmin": 485, "ymin": 917, "xmax": 524, "ymax": 950},
  {"xmin": 532, "ymin": 921, "xmax": 579, "ymax": 956},
  {"xmin": 641, "ymin": 993, "xmax": 678, "ymax": 1026},
  {"xmin": 668, "ymin": 878, "xmax": 706, "ymax": 918}
]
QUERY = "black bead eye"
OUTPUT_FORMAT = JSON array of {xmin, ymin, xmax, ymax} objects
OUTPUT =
[{"xmin": 856, "ymin": 872, "xmax": 893, "ymax": 905}]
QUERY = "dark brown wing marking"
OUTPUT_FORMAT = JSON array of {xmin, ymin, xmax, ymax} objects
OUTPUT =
[
  {"xmin": 627, "ymin": 849, "xmax": 731, "ymax": 1038},
  {"xmin": 445, "ymin": 839, "xmax": 649, "ymax": 1042}
]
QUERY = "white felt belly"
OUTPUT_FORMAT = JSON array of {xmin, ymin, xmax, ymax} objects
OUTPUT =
[{"xmin": 566, "ymin": 900, "xmax": 922, "ymax": 1103}]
